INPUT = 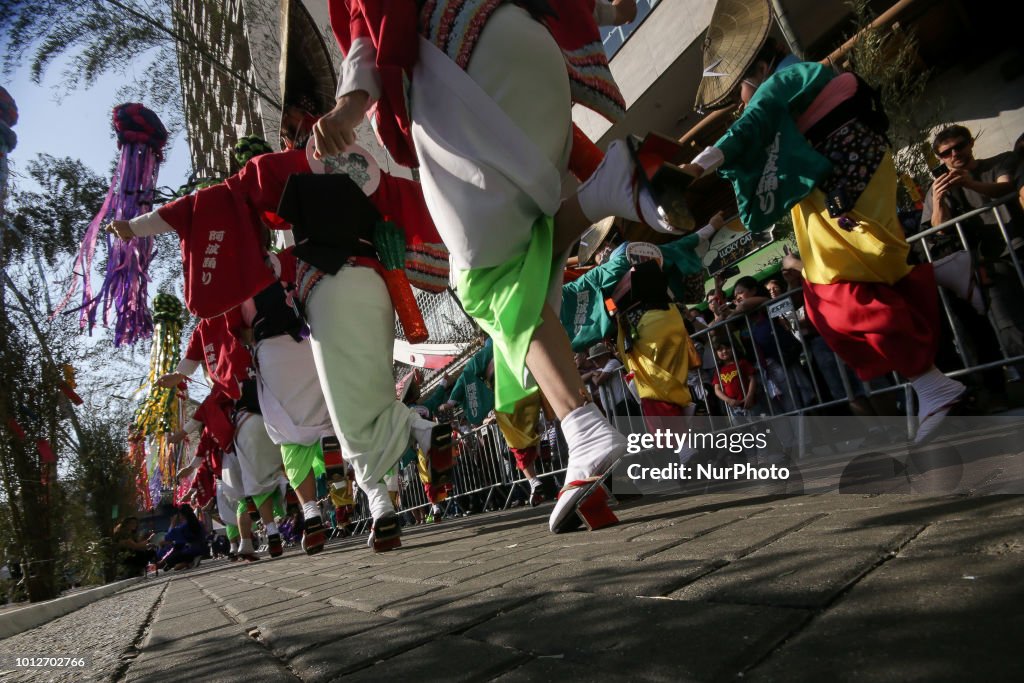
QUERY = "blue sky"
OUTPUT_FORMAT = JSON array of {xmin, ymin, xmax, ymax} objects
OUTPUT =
[
  {"xmin": 5, "ymin": 58, "xmax": 192, "ymax": 193},
  {"xmin": 4, "ymin": 57, "xmax": 211, "ymax": 406}
]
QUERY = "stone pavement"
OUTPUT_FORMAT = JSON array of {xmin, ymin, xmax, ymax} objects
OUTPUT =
[{"xmin": 5, "ymin": 489, "xmax": 1023, "ymax": 682}]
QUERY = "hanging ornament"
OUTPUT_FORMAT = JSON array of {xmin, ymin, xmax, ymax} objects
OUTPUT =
[
  {"xmin": 55, "ymin": 103, "xmax": 168, "ymax": 346},
  {"xmin": 374, "ymin": 220, "xmax": 429, "ymax": 344},
  {"xmin": 233, "ymin": 135, "xmax": 273, "ymax": 167},
  {"xmin": 130, "ymin": 292, "xmax": 186, "ymax": 498}
]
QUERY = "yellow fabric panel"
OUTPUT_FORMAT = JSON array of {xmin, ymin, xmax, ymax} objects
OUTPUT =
[
  {"xmin": 495, "ymin": 393, "xmax": 542, "ymax": 450},
  {"xmin": 617, "ymin": 306, "xmax": 694, "ymax": 407},
  {"xmin": 791, "ymin": 152, "xmax": 912, "ymax": 286},
  {"xmin": 417, "ymin": 449, "xmax": 429, "ymax": 485},
  {"xmin": 328, "ymin": 478, "xmax": 354, "ymax": 507}
]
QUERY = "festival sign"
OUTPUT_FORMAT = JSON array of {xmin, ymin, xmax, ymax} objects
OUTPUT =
[{"xmin": 702, "ymin": 216, "xmax": 776, "ymax": 277}]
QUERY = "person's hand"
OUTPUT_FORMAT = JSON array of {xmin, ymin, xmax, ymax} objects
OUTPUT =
[
  {"xmin": 167, "ymin": 429, "xmax": 188, "ymax": 446},
  {"xmin": 106, "ymin": 220, "xmax": 135, "ymax": 241},
  {"xmin": 679, "ymin": 163, "xmax": 703, "ymax": 178},
  {"xmin": 157, "ymin": 372, "xmax": 186, "ymax": 389},
  {"xmin": 726, "ymin": 398, "xmax": 739, "ymax": 407},
  {"xmin": 611, "ymin": 0, "xmax": 638, "ymax": 24},
  {"xmin": 932, "ymin": 169, "xmax": 964, "ymax": 205},
  {"xmin": 312, "ymin": 91, "xmax": 370, "ymax": 159},
  {"xmin": 743, "ymin": 394, "xmax": 756, "ymax": 409},
  {"xmin": 708, "ymin": 211, "xmax": 726, "ymax": 232}
]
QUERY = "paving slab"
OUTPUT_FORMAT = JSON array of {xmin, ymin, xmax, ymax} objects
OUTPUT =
[
  {"xmin": 464, "ymin": 591, "xmax": 810, "ymax": 681},
  {"xmin": 288, "ymin": 589, "xmax": 537, "ymax": 681},
  {"xmin": 897, "ymin": 516, "xmax": 1024, "ymax": 557},
  {"xmin": 18, "ymin": 489, "xmax": 1021, "ymax": 682},
  {"xmin": 128, "ymin": 626, "xmax": 297, "ymax": 683},
  {"xmin": 504, "ymin": 559, "xmax": 719, "ymax": 597},
  {"xmin": 671, "ymin": 525, "xmax": 922, "ymax": 607},
  {"xmin": 251, "ymin": 603, "xmax": 390, "ymax": 659},
  {"xmin": 326, "ymin": 579, "xmax": 442, "ymax": 612},
  {"xmin": 340, "ymin": 636, "xmax": 527, "ymax": 682},
  {"xmin": 745, "ymin": 554, "xmax": 1024, "ymax": 682},
  {"xmin": 649, "ymin": 513, "xmax": 823, "ymax": 561}
]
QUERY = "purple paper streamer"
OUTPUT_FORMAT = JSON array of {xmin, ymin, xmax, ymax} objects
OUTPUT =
[{"xmin": 56, "ymin": 141, "xmax": 162, "ymax": 346}]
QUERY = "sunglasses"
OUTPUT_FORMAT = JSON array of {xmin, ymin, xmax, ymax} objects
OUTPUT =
[{"xmin": 936, "ymin": 140, "xmax": 970, "ymax": 159}]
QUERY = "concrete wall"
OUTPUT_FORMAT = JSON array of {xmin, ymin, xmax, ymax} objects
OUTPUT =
[{"xmin": 573, "ymin": 0, "xmax": 716, "ymax": 142}]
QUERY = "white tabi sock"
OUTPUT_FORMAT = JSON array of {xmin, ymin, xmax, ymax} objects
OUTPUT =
[
  {"xmin": 528, "ymin": 476, "xmax": 542, "ymax": 491},
  {"xmin": 910, "ymin": 366, "xmax": 965, "ymax": 442},
  {"xmin": 238, "ymin": 538, "xmax": 254, "ymax": 555},
  {"xmin": 265, "ymin": 522, "xmax": 278, "ymax": 537},
  {"xmin": 560, "ymin": 403, "xmax": 628, "ymax": 483},
  {"xmin": 364, "ymin": 482, "xmax": 395, "ymax": 520},
  {"xmin": 302, "ymin": 501, "xmax": 320, "ymax": 521},
  {"xmin": 229, "ymin": 541, "xmax": 238, "ymax": 554}
]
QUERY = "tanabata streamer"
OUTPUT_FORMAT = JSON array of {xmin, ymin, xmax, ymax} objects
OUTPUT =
[
  {"xmin": 57, "ymin": 103, "xmax": 167, "ymax": 346},
  {"xmin": 130, "ymin": 292, "xmax": 185, "ymax": 507}
]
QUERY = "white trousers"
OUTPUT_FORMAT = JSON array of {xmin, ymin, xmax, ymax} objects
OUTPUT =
[
  {"xmin": 255, "ymin": 335, "xmax": 333, "ymax": 446},
  {"xmin": 410, "ymin": 3, "xmax": 571, "ymax": 272},
  {"xmin": 232, "ymin": 411, "xmax": 283, "ymax": 497},
  {"xmin": 306, "ymin": 266, "xmax": 417, "ymax": 495}
]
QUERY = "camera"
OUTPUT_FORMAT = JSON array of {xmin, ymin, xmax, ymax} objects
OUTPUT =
[{"xmin": 931, "ymin": 163, "xmax": 949, "ymax": 179}]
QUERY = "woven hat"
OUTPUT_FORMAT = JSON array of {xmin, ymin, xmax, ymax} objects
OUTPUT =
[
  {"xmin": 576, "ymin": 217, "xmax": 618, "ymax": 265},
  {"xmin": 279, "ymin": 0, "xmax": 337, "ymax": 117},
  {"xmin": 694, "ymin": 0, "xmax": 773, "ymax": 112},
  {"xmin": 588, "ymin": 341, "xmax": 614, "ymax": 360}
]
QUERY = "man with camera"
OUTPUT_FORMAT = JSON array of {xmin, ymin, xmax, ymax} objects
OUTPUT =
[{"xmin": 921, "ymin": 124, "xmax": 1024, "ymax": 370}]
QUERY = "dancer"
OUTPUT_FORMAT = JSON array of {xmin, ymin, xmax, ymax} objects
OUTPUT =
[
  {"xmin": 245, "ymin": 257, "xmax": 334, "ymax": 555},
  {"xmin": 685, "ymin": 36, "xmax": 980, "ymax": 443},
  {"xmin": 109, "ymin": 146, "xmax": 454, "ymax": 551},
  {"xmin": 441, "ymin": 339, "xmax": 547, "ymax": 506},
  {"xmin": 321, "ymin": 0, "xmax": 690, "ymax": 532},
  {"xmin": 170, "ymin": 383, "xmax": 285, "ymax": 558},
  {"xmin": 563, "ymin": 213, "xmax": 725, "ymax": 352}
]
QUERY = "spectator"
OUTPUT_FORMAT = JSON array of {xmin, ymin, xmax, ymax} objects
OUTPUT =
[
  {"xmin": 587, "ymin": 342, "xmax": 640, "ymax": 419},
  {"xmin": 732, "ymin": 275, "xmax": 815, "ymax": 412},
  {"xmin": 919, "ymin": 126, "xmax": 1024, "ymax": 397},
  {"xmin": 158, "ymin": 505, "xmax": 208, "ymax": 571},
  {"xmin": 113, "ymin": 517, "xmax": 156, "ymax": 578},
  {"xmin": 765, "ymin": 277, "xmax": 786, "ymax": 299},
  {"xmin": 712, "ymin": 342, "xmax": 761, "ymax": 417}
]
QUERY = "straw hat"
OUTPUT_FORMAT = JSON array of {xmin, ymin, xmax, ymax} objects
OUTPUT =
[
  {"xmin": 694, "ymin": 0, "xmax": 773, "ymax": 112},
  {"xmin": 588, "ymin": 342, "xmax": 614, "ymax": 360},
  {"xmin": 279, "ymin": 0, "xmax": 337, "ymax": 117},
  {"xmin": 576, "ymin": 217, "xmax": 619, "ymax": 265}
]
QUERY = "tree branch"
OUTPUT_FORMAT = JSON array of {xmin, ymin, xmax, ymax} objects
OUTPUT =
[{"xmin": 101, "ymin": 0, "xmax": 281, "ymax": 110}]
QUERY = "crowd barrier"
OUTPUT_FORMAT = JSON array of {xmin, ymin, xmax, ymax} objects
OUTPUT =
[{"xmin": 331, "ymin": 196, "xmax": 1024, "ymax": 533}]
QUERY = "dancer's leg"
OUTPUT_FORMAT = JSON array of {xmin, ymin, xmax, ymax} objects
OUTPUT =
[{"xmin": 524, "ymin": 304, "xmax": 587, "ymax": 419}]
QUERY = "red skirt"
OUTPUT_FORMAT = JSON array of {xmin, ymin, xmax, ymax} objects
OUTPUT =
[
  {"xmin": 803, "ymin": 264, "xmax": 939, "ymax": 380},
  {"xmin": 640, "ymin": 399, "xmax": 691, "ymax": 434},
  {"xmin": 509, "ymin": 445, "xmax": 539, "ymax": 471}
]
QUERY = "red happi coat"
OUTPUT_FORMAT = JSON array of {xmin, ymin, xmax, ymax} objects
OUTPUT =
[
  {"xmin": 192, "ymin": 390, "xmax": 236, "ymax": 453},
  {"xmin": 184, "ymin": 315, "xmax": 254, "ymax": 400},
  {"xmin": 328, "ymin": 0, "xmax": 420, "ymax": 168},
  {"xmin": 155, "ymin": 150, "xmax": 310, "ymax": 318}
]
